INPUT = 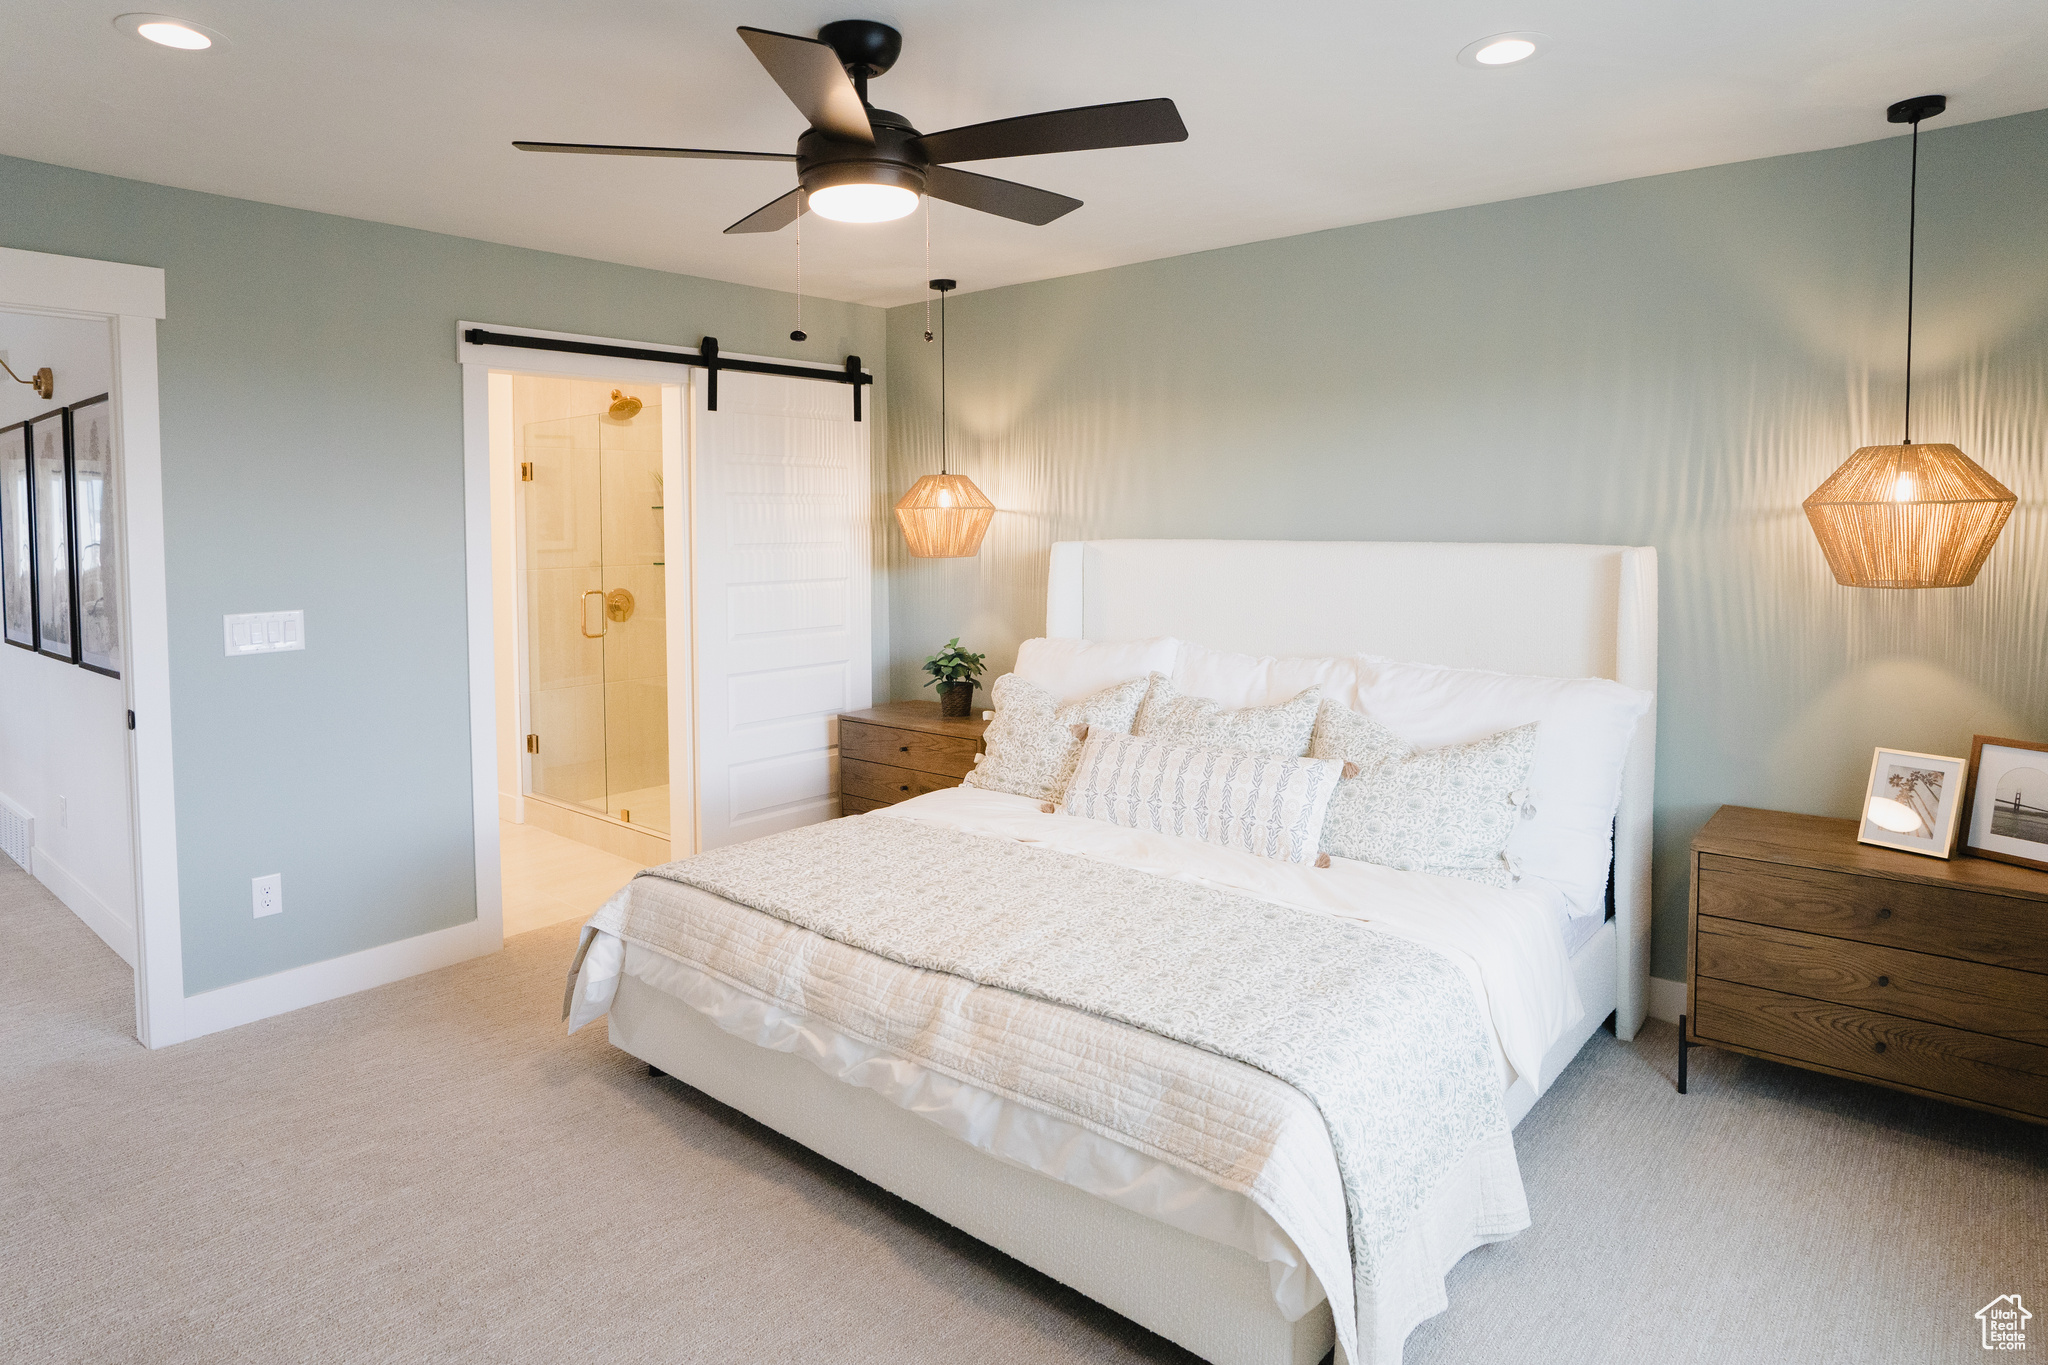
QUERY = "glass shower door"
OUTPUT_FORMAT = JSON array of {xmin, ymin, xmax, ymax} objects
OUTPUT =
[{"xmin": 521, "ymin": 392, "xmax": 668, "ymax": 834}]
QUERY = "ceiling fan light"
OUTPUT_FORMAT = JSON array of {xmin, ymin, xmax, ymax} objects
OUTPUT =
[{"xmin": 808, "ymin": 183, "xmax": 919, "ymax": 223}]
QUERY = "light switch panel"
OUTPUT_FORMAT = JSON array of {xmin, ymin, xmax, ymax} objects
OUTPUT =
[{"xmin": 223, "ymin": 610, "xmax": 305, "ymax": 656}]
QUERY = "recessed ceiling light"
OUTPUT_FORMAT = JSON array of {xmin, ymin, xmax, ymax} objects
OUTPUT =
[
  {"xmin": 114, "ymin": 13, "xmax": 224, "ymax": 50},
  {"xmin": 1457, "ymin": 32, "xmax": 1545, "ymax": 69}
]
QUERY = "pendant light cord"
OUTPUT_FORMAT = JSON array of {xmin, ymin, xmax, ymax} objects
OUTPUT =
[
  {"xmin": 939, "ymin": 284, "xmax": 948, "ymax": 476},
  {"xmin": 1903, "ymin": 115, "xmax": 1919, "ymax": 445}
]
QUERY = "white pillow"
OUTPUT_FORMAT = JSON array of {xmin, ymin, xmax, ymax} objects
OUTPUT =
[
  {"xmin": 1134, "ymin": 676, "xmax": 1323, "ymax": 758},
  {"xmin": 1063, "ymin": 733, "xmax": 1342, "ymax": 865},
  {"xmin": 1172, "ymin": 642, "xmax": 1370, "ymax": 710},
  {"xmin": 1310, "ymin": 701, "xmax": 1537, "ymax": 887},
  {"xmin": 1350, "ymin": 658, "xmax": 1652, "ymax": 916},
  {"xmin": 965, "ymin": 673, "xmax": 1151, "ymax": 802},
  {"xmin": 1013, "ymin": 636, "xmax": 1181, "ymax": 702}
]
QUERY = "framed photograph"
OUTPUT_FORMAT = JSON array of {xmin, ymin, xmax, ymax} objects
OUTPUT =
[
  {"xmin": 0, "ymin": 420, "xmax": 33, "ymax": 651},
  {"xmin": 30, "ymin": 407, "xmax": 78, "ymax": 664},
  {"xmin": 1960, "ymin": 736, "xmax": 2048, "ymax": 873},
  {"xmin": 1858, "ymin": 747, "xmax": 1968, "ymax": 858},
  {"xmin": 69, "ymin": 394, "xmax": 120, "ymax": 678}
]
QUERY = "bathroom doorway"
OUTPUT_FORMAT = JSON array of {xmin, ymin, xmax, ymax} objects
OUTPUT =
[{"xmin": 488, "ymin": 371, "xmax": 689, "ymax": 935}]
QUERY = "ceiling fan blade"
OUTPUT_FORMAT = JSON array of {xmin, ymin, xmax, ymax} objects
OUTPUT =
[
  {"xmin": 918, "ymin": 98, "xmax": 1187, "ymax": 164},
  {"xmin": 736, "ymin": 27, "xmax": 874, "ymax": 145},
  {"xmin": 723, "ymin": 187, "xmax": 808, "ymax": 235},
  {"xmin": 925, "ymin": 166, "xmax": 1081, "ymax": 226},
  {"xmin": 514, "ymin": 141, "xmax": 796, "ymax": 162}
]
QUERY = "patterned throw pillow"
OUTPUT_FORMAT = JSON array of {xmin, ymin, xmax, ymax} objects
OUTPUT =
[
  {"xmin": 1310, "ymin": 701, "xmax": 1537, "ymax": 887},
  {"xmin": 1133, "ymin": 675, "xmax": 1321, "ymax": 758},
  {"xmin": 965, "ymin": 673, "xmax": 1151, "ymax": 803},
  {"xmin": 1062, "ymin": 733, "xmax": 1343, "ymax": 865}
]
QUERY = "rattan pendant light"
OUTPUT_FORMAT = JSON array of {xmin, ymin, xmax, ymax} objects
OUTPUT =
[
  {"xmin": 1802, "ymin": 95, "xmax": 2016, "ymax": 589},
  {"xmin": 895, "ymin": 279, "xmax": 994, "ymax": 558}
]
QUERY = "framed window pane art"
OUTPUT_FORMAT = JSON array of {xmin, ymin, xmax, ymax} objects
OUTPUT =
[
  {"xmin": 1960, "ymin": 736, "xmax": 2048, "ymax": 874},
  {"xmin": 1, "ymin": 420, "xmax": 32, "ymax": 651},
  {"xmin": 31, "ymin": 407, "xmax": 77, "ymax": 664},
  {"xmin": 69, "ymin": 394, "xmax": 120, "ymax": 678}
]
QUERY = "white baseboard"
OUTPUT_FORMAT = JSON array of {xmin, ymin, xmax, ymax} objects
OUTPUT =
[
  {"xmin": 170, "ymin": 918, "xmax": 488, "ymax": 1046},
  {"xmin": 34, "ymin": 847, "xmax": 137, "ymax": 967},
  {"xmin": 1647, "ymin": 975, "xmax": 1686, "ymax": 1024}
]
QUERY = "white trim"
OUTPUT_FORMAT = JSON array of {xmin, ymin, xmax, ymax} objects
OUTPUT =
[
  {"xmin": 0, "ymin": 250, "xmax": 180, "ymax": 1046},
  {"xmin": 177, "ymin": 920, "xmax": 487, "ymax": 1042},
  {"xmin": 32, "ymin": 846, "xmax": 136, "ymax": 966},
  {"xmin": 1648, "ymin": 975, "xmax": 1686, "ymax": 1024},
  {"xmin": 0, "ymin": 246, "xmax": 164, "ymax": 320},
  {"xmin": 461, "ymin": 364, "xmax": 505, "ymax": 953}
]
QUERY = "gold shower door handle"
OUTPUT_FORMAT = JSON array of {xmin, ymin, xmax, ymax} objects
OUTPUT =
[{"xmin": 581, "ymin": 589, "xmax": 607, "ymax": 638}]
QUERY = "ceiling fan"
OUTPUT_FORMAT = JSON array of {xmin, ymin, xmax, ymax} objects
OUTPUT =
[{"xmin": 515, "ymin": 19, "xmax": 1187, "ymax": 233}]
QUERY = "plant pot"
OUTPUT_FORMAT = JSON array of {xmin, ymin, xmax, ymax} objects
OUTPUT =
[{"xmin": 936, "ymin": 680, "xmax": 975, "ymax": 718}]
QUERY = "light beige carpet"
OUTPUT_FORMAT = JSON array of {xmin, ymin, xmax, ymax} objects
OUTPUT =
[{"xmin": 3, "ymin": 857, "xmax": 2040, "ymax": 1364}]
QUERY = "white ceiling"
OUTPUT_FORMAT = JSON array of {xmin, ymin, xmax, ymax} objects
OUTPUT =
[{"xmin": 4, "ymin": 1, "xmax": 2046, "ymax": 307}]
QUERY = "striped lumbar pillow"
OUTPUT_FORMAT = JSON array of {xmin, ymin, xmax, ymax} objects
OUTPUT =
[{"xmin": 1061, "ymin": 733, "xmax": 1343, "ymax": 865}]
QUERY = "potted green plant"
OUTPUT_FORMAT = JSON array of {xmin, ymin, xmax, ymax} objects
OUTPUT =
[{"xmin": 922, "ymin": 638, "xmax": 987, "ymax": 718}]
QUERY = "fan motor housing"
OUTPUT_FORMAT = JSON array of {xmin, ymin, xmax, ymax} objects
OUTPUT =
[{"xmin": 796, "ymin": 113, "xmax": 929, "ymax": 199}]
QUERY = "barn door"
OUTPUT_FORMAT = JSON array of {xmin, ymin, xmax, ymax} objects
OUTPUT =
[{"xmin": 690, "ymin": 369, "xmax": 871, "ymax": 848}]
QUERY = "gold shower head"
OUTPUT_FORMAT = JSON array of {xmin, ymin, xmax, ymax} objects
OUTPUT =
[{"xmin": 607, "ymin": 389, "xmax": 643, "ymax": 421}]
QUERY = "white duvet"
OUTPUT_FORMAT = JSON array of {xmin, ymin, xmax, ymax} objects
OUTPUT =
[{"xmin": 569, "ymin": 786, "xmax": 1582, "ymax": 1363}]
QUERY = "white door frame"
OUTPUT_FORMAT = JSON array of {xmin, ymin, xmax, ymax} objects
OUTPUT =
[{"xmin": 0, "ymin": 246, "xmax": 175, "ymax": 1047}]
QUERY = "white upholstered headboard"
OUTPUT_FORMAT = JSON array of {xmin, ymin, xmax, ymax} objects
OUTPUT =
[{"xmin": 1046, "ymin": 539, "xmax": 1658, "ymax": 1039}]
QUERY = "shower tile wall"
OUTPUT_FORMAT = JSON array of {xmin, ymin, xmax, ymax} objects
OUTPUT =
[{"xmin": 513, "ymin": 376, "xmax": 668, "ymax": 835}]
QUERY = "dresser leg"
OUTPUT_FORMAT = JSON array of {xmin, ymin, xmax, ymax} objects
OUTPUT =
[{"xmin": 1677, "ymin": 1014, "xmax": 1694, "ymax": 1094}]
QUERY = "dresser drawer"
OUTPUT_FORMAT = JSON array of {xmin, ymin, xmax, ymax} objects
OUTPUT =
[
  {"xmin": 1696, "ymin": 916, "xmax": 2048, "ymax": 1044},
  {"xmin": 840, "ymin": 757, "xmax": 963, "ymax": 805},
  {"xmin": 1697, "ymin": 854, "xmax": 2048, "ymax": 973},
  {"xmin": 1693, "ymin": 977, "xmax": 2048, "ymax": 1119},
  {"xmin": 840, "ymin": 720, "xmax": 981, "ymax": 778},
  {"xmin": 838, "ymin": 792, "xmax": 889, "ymax": 816}
]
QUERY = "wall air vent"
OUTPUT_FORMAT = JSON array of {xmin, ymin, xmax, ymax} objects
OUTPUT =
[{"xmin": 0, "ymin": 792, "xmax": 32, "ymax": 872}]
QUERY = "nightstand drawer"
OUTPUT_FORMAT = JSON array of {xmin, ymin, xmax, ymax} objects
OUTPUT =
[
  {"xmin": 1696, "ymin": 916, "xmax": 2048, "ymax": 1044},
  {"xmin": 1697, "ymin": 854, "xmax": 2048, "ymax": 973},
  {"xmin": 840, "ymin": 757, "xmax": 964, "ymax": 805},
  {"xmin": 1694, "ymin": 977, "xmax": 2048, "ymax": 1119},
  {"xmin": 840, "ymin": 721, "xmax": 981, "ymax": 778}
]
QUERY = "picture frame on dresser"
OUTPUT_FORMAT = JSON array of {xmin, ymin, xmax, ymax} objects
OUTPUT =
[
  {"xmin": 0, "ymin": 420, "xmax": 34, "ymax": 651},
  {"xmin": 29, "ymin": 407, "xmax": 79, "ymax": 665},
  {"xmin": 1857, "ymin": 746, "xmax": 1967, "ymax": 858},
  {"xmin": 1961, "ymin": 736, "xmax": 2048, "ymax": 874},
  {"xmin": 67, "ymin": 394, "xmax": 120, "ymax": 678}
]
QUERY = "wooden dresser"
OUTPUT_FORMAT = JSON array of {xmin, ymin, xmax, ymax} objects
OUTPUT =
[
  {"xmin": 1685, "ymin": 805, "xmax": 2048, "ymax": 1124},
  {"xmin": 836, "ymin": 702, "xmax": 990, "ymax": 815}
]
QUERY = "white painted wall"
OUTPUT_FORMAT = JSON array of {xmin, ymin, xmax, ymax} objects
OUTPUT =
[{"xmin": 0, "ymin": 309, "xmax": 135, "ymax": 962}]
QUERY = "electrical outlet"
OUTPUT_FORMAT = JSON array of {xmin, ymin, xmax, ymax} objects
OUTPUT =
[
  {"xmin": 57, "ymin": 796, "xmax": 67, "ymax": 828},
  {"xmin": 252, "ymin": 873, "xmax": 283, "ymax": 918}
]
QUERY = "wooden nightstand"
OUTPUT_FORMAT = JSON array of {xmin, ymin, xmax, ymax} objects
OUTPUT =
[
  {"xmin": 1683, "ymin": 805, "xmax": 2048, "ymax": 1124},
  {"xmin": 836, "ymin": 702, "xmax": 990, "ymax": 815}
]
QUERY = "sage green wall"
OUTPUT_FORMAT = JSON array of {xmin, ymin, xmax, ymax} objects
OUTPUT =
[
  {"xmin": 0, "ymin": 154, "xmax": 888, "ymax": 995},
  {"xmin": 884, "ymin": 109, "xmax": 2048, "ymax": 982}
]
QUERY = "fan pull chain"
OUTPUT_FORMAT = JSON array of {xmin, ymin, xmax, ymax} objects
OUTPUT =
[
  {"xmin": 790, "ymin": 215, "xmax": 807, "ymax": 343},
  {"xmin": 924, "ymin": 199, "xmax": 934, "ymax": 342}
]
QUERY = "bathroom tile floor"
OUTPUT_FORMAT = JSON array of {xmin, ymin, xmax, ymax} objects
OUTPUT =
[{"xmin": 500, "ymin": 819, "xmax": 645, "ymax": 938}]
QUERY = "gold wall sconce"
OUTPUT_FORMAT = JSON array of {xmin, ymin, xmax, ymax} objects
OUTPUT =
[{"xmin": 0, "ymin": 356, "xmax": 53, "ymax": 400}]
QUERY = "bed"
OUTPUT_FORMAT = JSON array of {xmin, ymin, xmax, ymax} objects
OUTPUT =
[{"xmin": 567, "ymin": 539, "xmax": 1657, "ymax": 1365}]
